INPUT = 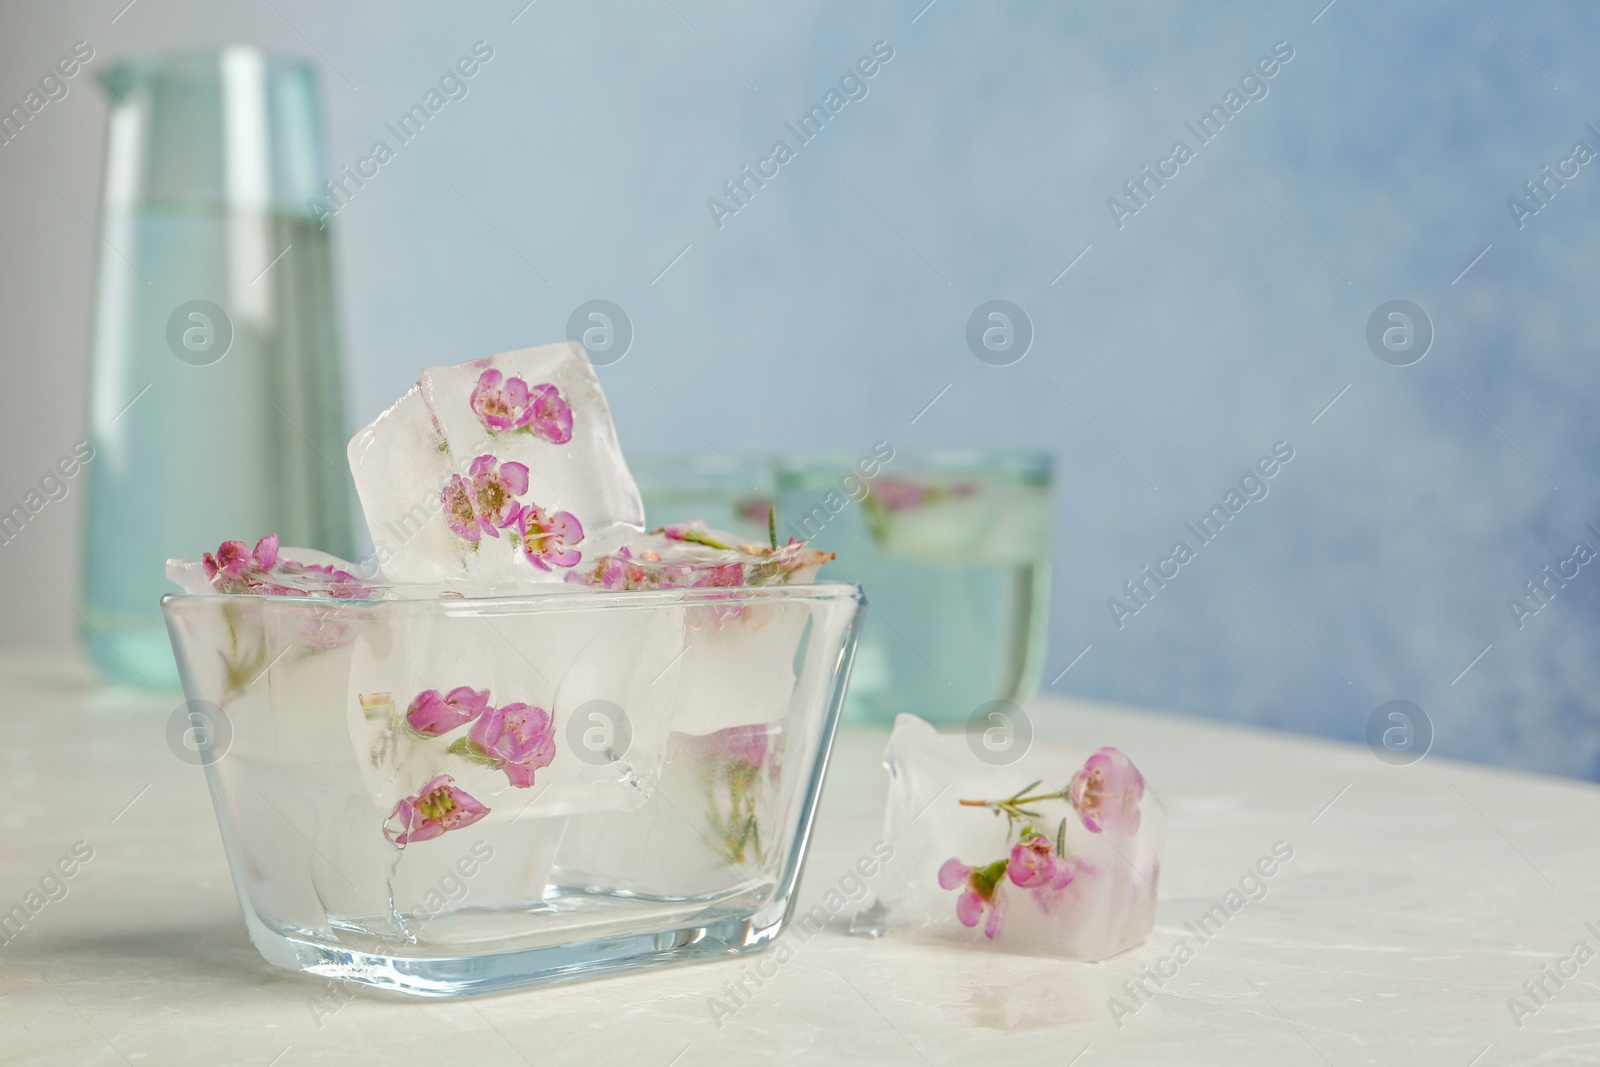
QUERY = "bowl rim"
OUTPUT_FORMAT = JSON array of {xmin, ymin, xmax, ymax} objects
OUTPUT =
[{"xmin": 160, "ymin": 579, "xmax": 865, "ymax": 615}]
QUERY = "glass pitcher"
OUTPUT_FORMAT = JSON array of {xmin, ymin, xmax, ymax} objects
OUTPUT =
[{"xmin": 82, "ymin": 48, "xmax": 355, "ymax": 687}]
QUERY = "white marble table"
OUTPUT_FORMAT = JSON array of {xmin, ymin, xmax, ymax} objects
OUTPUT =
[{"xmin": 1, "ymin": 650, "xmax": 1595, "ymax": 1065}]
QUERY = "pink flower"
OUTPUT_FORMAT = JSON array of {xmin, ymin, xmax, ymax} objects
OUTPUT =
[
  {"xmin": 1068, "ymin": 747, "xmax": 1145, "ymax": 835},
  {"xmin": 736, "ymin": 498, "xmax": 775, "ymax": 525},
  {"xmin": 384, "ymin": 774, "xmax": 489, "ymax": 846},
  {"xmin": 939, "ymin": 857, "xmax": 1009, "ymax": 939},
  {"xmin": 708, "ymin": 725, "xmax": 767, "ymax": 768},
  {"xmin": 468, "ymin": 454, "xmax": 529, "ymax": 538},
  {"xmin": 470, "ymin": 368, "xmax": 533, "ymax": 433},
  {"xmin": 202, "ymin": 534, "xmax": 279, "ymax": 590},
  {"xmin": 526, "ymin": 383, "xmax": 573, "ymax": 444},
  {"xmin": 442, "ymin": 474, "xmax": 481, "ymax": 542},
  {"xmin": 870, "ymin": 477, "xmax": 926, "ymax": 512},
  {"xmin": 694, "ymin": 563, "xmax": 746, "ymax": 588},
  {"xmin": 1007, "ymin": 835, "xmax": 1070, "ymax": 889},
  {"xmin": 470, "ymin": 702, "xmax": 557, "ymax": 787},
  {"xmin": 518, "ymin": 504, "xmax": 584, "ymax": 571},
  {"xmin": 1006, "ymin": 833, "xmax": 1082, "ymax": 912},
  {"xmin": 406, "ymin": 686, "xmax": 490, "ymax": 736},
  {"xmin": 278, "ymin": 560, "xmax": 370, "ymax": 599}
]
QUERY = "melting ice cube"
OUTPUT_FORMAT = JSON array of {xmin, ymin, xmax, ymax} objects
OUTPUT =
[{"xmin": 859, "ymin": 713, "xmax": 1164, "ymax": 961}]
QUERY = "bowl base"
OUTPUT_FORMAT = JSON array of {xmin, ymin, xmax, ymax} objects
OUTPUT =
[{"xmin": 244, "ymin": 906, "xmax": 784, "ymax": 997}]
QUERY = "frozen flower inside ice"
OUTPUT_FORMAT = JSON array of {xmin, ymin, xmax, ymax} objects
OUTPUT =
[
  {"xmin": 385, "ymin": 774, "xmax": 489, "ymax": 846},
  {"xmin": 277, "ymin": 559, "xmax": 371, "ymax": 599},
  {"xmin": 526, "ymin": 382, "xmax": 574, "ymax": 445},
  {"xmin": 564, "ymin": 522, "xmax": 832, "ymax": 592},
  {"xmin": 197, "ymin": 535, "xmax": 372, "ymax": 600},
  {"xmin": 406, "ymin": 686, "xmax": 491, "ymax": 737},
  {"xmin": 1068, "ymin": 747, "xmax": 1145, "ymax": 835},
  {"xmin": 442, "ymin": 474, "xmax": 481, "ymax": 543},
  {"xmin": 708, "ymin": 724, "xmax": 768, "ymax": 768},
  {"xmin": 518, "ymin": 504, "xmax": 584, "ymax": 571},
  {"xmin": 659, "ymin": 521, "xmax": 734, "ymax": 549},
  {"xmin": 469, "ymin": 454, "xmax": 530, "ymax": 538},
  {"xmin": 870, "ymin": 477, "xmax": 927, "ymax": 512},
  {"xmin": 736, "ymin": 498, "xmax": 775, "ymax": 526},
  {"xmin": 469, "ymin": 702, "xmax": 557, "ymax": 787},
  {"xmin": 938, "ymin": 857, "xmax": 1009, "ymax": 939},
  {"xmin": 1007, "ymin": 834, "xmax": 1068, "ymax": 889},
  {"xmin": 469, "ymin": 368, "xmax": 534, "ymax": 433},
  {"xmin": 202, "ymin": 534, "xmax": 279, "ymax": 591}
]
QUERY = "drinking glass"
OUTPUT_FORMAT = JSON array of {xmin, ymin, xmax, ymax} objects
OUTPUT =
[{"xmin": 774, "ymin": 450, "xmax": 1053, "ymax": 724}]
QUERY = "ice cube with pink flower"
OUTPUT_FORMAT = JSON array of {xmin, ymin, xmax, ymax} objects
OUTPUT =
[
  {"xmin": 857, "ymin": 713, "xmax": 1164, "ymax": 960},
  {"xmin": 414, "ymin": 341, "xmax": 644, "ymax": 583},
  {"xmin": 344, "ymin": 586, "xmax": 684, "ymax": 824}
]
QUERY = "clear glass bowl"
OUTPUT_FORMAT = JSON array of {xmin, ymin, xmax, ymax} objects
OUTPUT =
[{"xmin": 162, "ymin": 582, "xmax": 863, "ymax": 996}]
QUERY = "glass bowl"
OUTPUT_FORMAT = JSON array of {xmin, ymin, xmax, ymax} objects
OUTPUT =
[{"xmin": 162, "ymin": 581, "xmax": 864, "ymax": 996}]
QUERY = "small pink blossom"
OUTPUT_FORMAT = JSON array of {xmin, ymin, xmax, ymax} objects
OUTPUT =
[
  {"xmin": 737, "ymin": 498, "xmax": 775, "ymax": 525},
  {"xmin": 468, "ymin": 454, "xmax": 529, "ymax": 538},
  {"xmin": 1007, "ymin": 835, "xmax": 1072, "ymax": 889},
  {"xmin": 870, "ymin": 477, "xmax": 926, "ymax": 512},
  {"xmin": 469, "ymin": 368, "xmax": 533, "ymax": 433},
  {"xmin": 518, "ymin": 505, "xmax": 584, "ymax": 571},
  {"xmin": 384, "ymin": 774, "xmax": 489, "ymax": 846},
  {"xmin": 694, "ymin": 563, "xmax": 746, "ymax": 588},
  {"xmin": 1068, "ymin": 746, "xmax": 1145, "ymax": 835},
  {"xmin": 202, "ymin": 535, "xmax": 279, "ymax": 590},
  {"xmin": 1007, "ymin": 833, "xmax": 1080, "ymax": 912},
  {"xmin": 406, "ymin": 686, "xmax": 491, "ymax": 736},
  {"xmin": 708, "ymin": 725, "xmax": 768, "ymax": 768},
  {"xmin": 564, "ymin": 546, "xmax": 637, "ymax": 590},
  {"xmin": 526, "ymin": 383, "xmax": 573, "ymax": 444},
  {"xmin": 278, "ymin": 560, "xmax": 370, "ymax": 599},
  {"xmin": 470, "ymin": 702, "xmax": 557, "ymax": 787},
  {"xmin": 938, "ymin": 857, "xmax": 1009, "ymax": 939},
  {"xmin": 442, "ymin": 474, "xmax": 481, "ymax": 542}
]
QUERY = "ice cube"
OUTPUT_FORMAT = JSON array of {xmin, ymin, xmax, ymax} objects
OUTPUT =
[
  {"xmin": 564, "ymin": 523, "xmax": 835, "ymax": 734},
  {"xmin": 415, "ymin": 342, "xmax": 644, "ymax": 583},
  {"xmin": 166, "ymin": 536, "xmax": 379, "ymax": 599},
  {"xmin": 554, "ymin": 724, "xmax": 787, "ymax": 899},
  {"xmin": 860, "ymin": 713, "xmax": 1163, "ymax": 961},
  {"xmin": 345, "ymin": 594, "xmax": 681, "ymax": 825}
]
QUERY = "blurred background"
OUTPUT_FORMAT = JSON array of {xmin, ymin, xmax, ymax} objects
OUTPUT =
[{"xmin": 3, "ymin": 0, "xmax": 1598, "ymax": 778}]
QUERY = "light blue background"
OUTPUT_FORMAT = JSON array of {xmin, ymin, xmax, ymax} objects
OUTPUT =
[{"xmin": 3, "ymin": 1, "xmax": 1598, "ymax": 778}]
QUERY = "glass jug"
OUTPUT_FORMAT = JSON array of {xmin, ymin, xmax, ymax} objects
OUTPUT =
[{"xmin": 82, "ymin": 48, "xmax": 354, "ymax": 686}]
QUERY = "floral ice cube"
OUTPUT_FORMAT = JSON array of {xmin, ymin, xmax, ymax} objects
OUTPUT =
[
  {"xmin": 566, "ymin": 522, "xmax": 835, "ymax": 734},
  {"xmin": 563, "ymin": 520, "xmax": 833, "ymax": 593},
  {"xmin": 415, "ymin": 342, "xmax": 644, "ymax": 583},
  {"xmin": 346, "ymin": 384, "xmax": 483, "ymax": 584},
  {"xmin": 166, "ymin": 534, "xmax": 375, "ymax": 599},
  {"xmin": 859, "ymin": 714, "xmax": 1164, "ymax": 960},
  {"xmin": 554, "ymin": 724, "xmax": 787, "ymax": 898},
  {"xmin": 346, "ymin": 593, "xmax": 681, "ymax": 823}
]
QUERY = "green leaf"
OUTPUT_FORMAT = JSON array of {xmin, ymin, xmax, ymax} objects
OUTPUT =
[
  {"xmin": 1056, "ymin": 817, "xmax": 1067, "ymax": 857},
  {"xmin": 1009, "ymin": 780, "xmax": 1041, "ymax": 802},
  {"xmin": 677, "ymin": 527, "xmax": 735, "ymax": 551},
  {"xmin": 768, "ymin": 504, "xmax": 778, "ymax": 549},
  {"xmin": 445, "ymin": 735, "xmax": 500, "ymax": 768}
]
